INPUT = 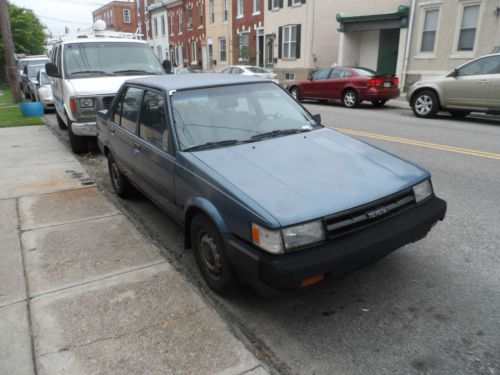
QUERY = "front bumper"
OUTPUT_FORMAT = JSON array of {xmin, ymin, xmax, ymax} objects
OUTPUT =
[
  {"xmin": 225, "ymin": 196, "xmax": 446, "ymax": 295},
  {"xmin": 72, "ymin": 121, "xmax": 97, "ymax": 136}
]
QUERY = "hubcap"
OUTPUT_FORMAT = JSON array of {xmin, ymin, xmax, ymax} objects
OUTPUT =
[
  {"xmin": 415, "ymin": 95, "xmax": 433, "ymax": 115},
  {"xmin": 344, "ymin": 92, "xmax": 355, "ymax": 106},
  {"xmin": 110, "ymin": 162, "xmax": 121, "ymax": 191},
  {"xmin": 199, "ymin": 232, "xmax": 222, "ymax": 281}
]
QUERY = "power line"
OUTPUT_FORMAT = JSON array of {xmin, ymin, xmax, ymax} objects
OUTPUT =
[{"xmin": 38, "ymin": 14, "xmax": 90, "ymax": 25}]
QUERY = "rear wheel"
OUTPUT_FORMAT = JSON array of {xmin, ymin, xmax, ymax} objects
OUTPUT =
[
  {"xmin": 108, "ymin": 154, "xmax": 133, "ymax": 198},
  {"xmin": 290, "ymin": 87, "xmax": 302, "ymax": 102},
  {"xmin": 342, "ymin": 89, "xmax": 359, "ymax": 108},
  {"xmin": 68, "ymin": 122, "xmax": 89, "ymax": 154},
  {"xmin": 191, "ymin": 214, "xmax": 238, "ymax": 295},
  {"xmin": 371, "ymin": 99, "xmax": 387, "ymax": 107},
  {"xmin": 412, "ymin": 90, "xmax": 439, "ymax": 118},
  {"xmin": 56, "ymin": 112, "xmax": 67, "ymax": 130},
  {"xmin": 449, "ymin": 110, "xmax": 470, "ymax": 118}
]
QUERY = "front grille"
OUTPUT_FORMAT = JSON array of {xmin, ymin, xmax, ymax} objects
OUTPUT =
[
  {"xmin": 323, "ymin": 188, "xmax": 415, "ymax": 239},
  {"xmin": 102, "ymin": 96, "xmax": 114, "ymax": 109}
]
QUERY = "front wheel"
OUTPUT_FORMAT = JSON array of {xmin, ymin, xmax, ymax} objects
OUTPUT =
[
  {"xmin": 290, "ymin": 87, "xmax": 302, "ymax": 102},
  {"xmin": 68, "ymin": 122, "xmax": 89, "ymax": 154},
  {"xmin": 342, "ymin": 89, "xmax": 359, "ymax": 108},
  {"xmin": 191, "ymin": 214, "xmax": 238, "ymax": 295},
  {"xmin": 412, "ymin": 90, "xmax": 439, "ymax": 118},
  {"xmin": 56, "ymin": 112, "xmax": 67, "ymax": 130}
]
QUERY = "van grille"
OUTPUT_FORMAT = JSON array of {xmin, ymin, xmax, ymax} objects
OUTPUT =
[
  {"xmin": 102, "ymin": 96, "xmax": 114, "ymax": 109},
  {"xmin": 323, "ymin": 189, "xmax": 415, "ymax": 239}
]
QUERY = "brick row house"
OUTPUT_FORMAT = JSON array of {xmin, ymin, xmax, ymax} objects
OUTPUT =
[{"xmin": 92, "ymin": 1, "xmax": 139, "ymax": 34}]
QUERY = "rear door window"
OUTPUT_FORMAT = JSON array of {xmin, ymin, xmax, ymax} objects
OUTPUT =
[
  {"xmin": 119, "ymin": 86, "xmax": 143, "ymax": 133},
  {"xmin": 138, "ymin": 90, "xmax": 169, "ymax": 151},
  {"xmin": 313, "ymin": 69, "xmax": 330, "ymax": 80}
]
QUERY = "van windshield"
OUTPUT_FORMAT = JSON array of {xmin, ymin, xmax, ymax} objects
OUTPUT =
[{"xmin": 63, "ymin": 42, "xmax": 164, "ymax": 79}]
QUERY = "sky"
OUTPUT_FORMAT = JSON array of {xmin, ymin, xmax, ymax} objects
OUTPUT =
[{"xmin": 10, "ymin": 0, "xmax": 115, "ymax": 37}]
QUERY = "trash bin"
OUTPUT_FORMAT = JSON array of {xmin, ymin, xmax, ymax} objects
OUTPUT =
[{"xmin": 19, "ymin": 102, "xmax": 44, "ymax": 117}]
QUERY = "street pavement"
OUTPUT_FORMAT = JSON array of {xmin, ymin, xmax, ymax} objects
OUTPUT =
[
  {"xmin": 0, "ymin": 126, "xmax": 269, "ymax": 375},
  {"xmin": 42, "ymin": 100, "xmax": 500, "ymax": 375}
]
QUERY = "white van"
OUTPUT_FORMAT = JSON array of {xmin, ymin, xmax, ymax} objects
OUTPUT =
[{"xmin": 46, "ymin": 25, "xmax": 165, "ymax": 153}]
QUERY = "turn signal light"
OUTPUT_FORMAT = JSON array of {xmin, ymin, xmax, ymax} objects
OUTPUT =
[
  {"xmin": 70, "ymin": 98, "xmax": 77, "ymax": 114},
  {"xmin": 300, "ymin": 274, "xmax": 324, "ymax": 288}
]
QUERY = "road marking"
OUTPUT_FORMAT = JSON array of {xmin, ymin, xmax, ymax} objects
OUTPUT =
[{"xmin": 334, "ymin": 127, "xmax": 500, "ymax": 161}]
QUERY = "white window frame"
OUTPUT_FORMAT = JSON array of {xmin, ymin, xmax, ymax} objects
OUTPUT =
[
  {"xmin": 153, "ymin": 17, "xmax": 158, "ymax": 37},
  {"xmin": 209, "ymin": 0, "xmax": 215, "ymax": 25},
  {"xmin": 219, "ymin": 37, "xmax": 227, "ymax": 63},
  {"xmin": 222, "ymin": 0, "xmax": 228, "ymax": 23},
  {"xmin": 272, "ymin": 0, "xmax": 280, "ymax": 10},
  {"xmin": 191, "ymin": 41, "xmax": 198, "ymax": 63},
  {"xmin": 284, "ymin": 72, "xmax": 295, "ymax": 81},
  {"xmin": 178, "ymin": 10, "xmax": 183, "ymax": 34},
  {"xmin": 282, "ymin": 25, "xmax": 297, "ymax": 59},
  {"xmin": 414, "ymin": 3, "xmax": 442, "ymax": 59},
  {"xmin": 253, "ymin": 0, "xmax": 260, "ymax": 15},
  {"xmin": 188, "ymin": 7, "xmax": 193, "ymax": 29},
  {"xmin": 292, "ymin": 0, "xmax": 302, "ymax": 6},
  {"xmin": 123, "ymin": 9, "xmax": 131, "ymax": 24},
  {"xmin": 198, "ymin": 0, "xmax": 204, "ymax": 27},
  {"xmin": 169, "ymin": 14, "xmax": 174, "ymax": 35},
  {"xmin": 161, "ymin": 15, "xmax": 166, "ymax": 35},
  {"xmin": 237, "ymin": 0, "xmax": 243, "ymax": 18},
  {"xmin": 450, "ymin": 0, "xmax": 483, "ymax": 59}
]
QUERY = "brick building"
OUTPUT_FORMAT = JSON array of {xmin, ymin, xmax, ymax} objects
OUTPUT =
[
  {"xmin": 92, "ymin": 1, "xmax": 139, "ymax": 34},
  {"xmin": 231, "ymin": 0, "xmax": 264, "ymax": 66},
  {"xmin": 136, "ymin": 0, "xmax": 153, "ymax": 39}
]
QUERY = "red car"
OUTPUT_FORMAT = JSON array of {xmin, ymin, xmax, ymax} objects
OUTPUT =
[{"xmin": 287, "ymin": 67, "xmax": 400, "ymax": 108}]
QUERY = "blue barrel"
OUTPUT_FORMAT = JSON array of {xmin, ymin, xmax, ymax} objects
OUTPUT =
[{"xmin": 19, "ymin": 102, "xmax": 44, "ymax": 117}]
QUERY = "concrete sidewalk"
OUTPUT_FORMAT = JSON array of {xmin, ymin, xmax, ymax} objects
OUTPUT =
[{"xmin": 0, "ymin": 126, "xmax": 268, "ymax": 375}]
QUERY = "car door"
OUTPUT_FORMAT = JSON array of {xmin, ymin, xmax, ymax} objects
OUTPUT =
[
  {"xmin": 324, "ymin": 68, "xmax": 350, "ymax": 99},
  {"xmin": 442, "ymin": 56, "xmax": 499, "ymax": 109},
  {"xmin": 109, "ymin": 86, "xmax": 143, "ymax": 178},
  {"xmin": 302, "ymin": 69, "xmax": 330, "ymax": 98},
  {"xmin": 487, "ymin": 56, "xmax": 500, "ymax": 111},
  {"xmin": 133, "ymin": 90, "xmax": 177, "ymax": 215}
]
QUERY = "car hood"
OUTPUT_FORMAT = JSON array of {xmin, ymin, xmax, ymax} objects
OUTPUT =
[
  {"xmin": 192, "ymin": 128, "xmax": 428, "ymax": 227},
  {"xmin": 68, "ymin": 75, "xmax": 147, "ymax": 96}
]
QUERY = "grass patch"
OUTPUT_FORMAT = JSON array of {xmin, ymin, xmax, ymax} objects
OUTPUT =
[{"xmin": 0, "ymin": 86, "xmax": 44, "ymax": 128}]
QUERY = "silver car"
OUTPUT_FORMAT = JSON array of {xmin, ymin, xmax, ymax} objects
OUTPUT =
[{"xmin": 407, "ymin": 53, "xmax": 500, "ymax": 118}]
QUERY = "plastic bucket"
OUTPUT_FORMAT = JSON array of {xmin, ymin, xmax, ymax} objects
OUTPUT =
[{"xmin": 19, "ymin": 102, "xmax": 44, "ymax": 117}]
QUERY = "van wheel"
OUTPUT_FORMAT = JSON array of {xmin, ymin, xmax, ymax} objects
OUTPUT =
[
  {"xmin": 56, "ymin": 112, "xmax": 67, "ymax": 130},
  {"xmin": 191, "ymin": 214, "xmax": 238, "ymax": 296},
  {"xmin": 108, "ymin": 154, "xmax": 133, "ymax": 198},
  {"xmin": 412, "ymin": 90, "xmax": 439, "ymax": 118},
  {"xmin": 449, "ymin": 110, "xmax": 470, "ymax": 118},
  {"xmin": 68, "ymin": 123, "xmax": 89, "ymax": 154},
  {"xmin": 343, "ymin": 89, "xmax": 359, "ymax": 108}
]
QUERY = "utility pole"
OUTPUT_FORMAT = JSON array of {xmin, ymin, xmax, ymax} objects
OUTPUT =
[{"xmin": 0, "ymin": 0, "xmax": 22, "ymax": 103}]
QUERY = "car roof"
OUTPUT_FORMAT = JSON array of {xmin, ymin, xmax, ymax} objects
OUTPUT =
[
  {"xmin": 126, "ymin": 73, "xmax": 271, "ymax": 92},
  {"xmin": 55, "ymin": 37, "xmax": 148, "ymax": 45}
]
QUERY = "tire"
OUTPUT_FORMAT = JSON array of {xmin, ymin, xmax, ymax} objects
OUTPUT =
[
  {"xmin": 108, "ymin": 154, "xmax": 133, "ymax": 198},
  {"xmin": 290, "ymin": 87, "xmax": 302, "ymax": 102},
  {"xmin": 411, "ymin": 90, "xmax": 440, "ymax": 118},
  {"xmin": 191, "ymin": 214, "xmax": 238, "ymax": 295},
  {"xmin": 68, "ymin": 122, "xmax": 89, "ymax": 154},
  {"xmin": 371, "ymin": 99, "xmax": 387, "ymax": 107},
  {"xmin": 449, "ymin": 110, "xmax": 470, "ymax": 118},
  {"xmin": 342, "ymin": 89, "xmax": 359, "ymax": 108},
  {"xmin": 56, "ymin": 112, "xmax": 67, "ymax": 130}
]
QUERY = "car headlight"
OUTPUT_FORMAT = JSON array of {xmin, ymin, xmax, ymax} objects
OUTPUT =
[
  {"xmin": 282, "ymin": 221, "xmax": 326, "ymax": 250},
  {"xmin": 413, "ymin": 179, "xmax": 433, "ymax": 204},
  {"xmin": 79, "ymin": 97, "xmax": 95, "ymax": 108},
  {"xmin": 251, "ymin": 223, "xmax": 283, "ymax": 254},
  {"xmin": 38, "ymin": 87, "xmax": 51, "ymax": 100}
]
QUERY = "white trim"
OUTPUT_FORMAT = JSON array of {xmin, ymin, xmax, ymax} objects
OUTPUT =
[
  {"xmin": 414, "ymin": 2, "xmax": 443, "ymax": 58},
  {"xmin": 450, "ymin": 0, "xmax": 483, "ymax": 58}
]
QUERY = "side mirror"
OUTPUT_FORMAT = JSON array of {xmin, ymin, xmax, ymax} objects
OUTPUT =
[
  {"xmin": 312, "ymin": 114, "xmax": 321, "ymax": 124},
  {"xmin": 307, "ymin": 74, "xmax": 313, "ymax": 81},
  {"xmin": 45, "ymin": 62, "xmax": 60, "ymax": 78},
  {"xmin": 449, "ymin": 68, "xmax": 459, "ymax": 78}
]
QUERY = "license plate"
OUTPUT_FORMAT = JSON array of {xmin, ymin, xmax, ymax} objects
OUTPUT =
[{"xmin": 384, "ymin": 82, "xmax": 391, "ymax": 88}]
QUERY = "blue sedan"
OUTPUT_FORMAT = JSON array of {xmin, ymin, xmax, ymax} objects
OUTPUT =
[{"xmin": 97, "ymin": 74, "xmax": 446, "ymax": 296}]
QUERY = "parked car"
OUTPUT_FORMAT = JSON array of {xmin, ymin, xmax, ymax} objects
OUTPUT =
[
  {"xmin": 220, "ymin": 65, "xmax": 279, "ymax": 84},
  {"xmin": 286, "ymin": 67, "xmax": 400, "ymax": 108},
  {"xmin": 32, "ymin": 69, "xmax": 54, "ymax": 110},
  {"xmin": 17, "ymin": 55, "xmax": 49, "ymax": 88},
  {"xmin": 97, "ymin": 74, "xmax": 446, "ymax": 296},
  {"xmin": 21, "ymin": 63, "xmax": 45, "ymax": 100},
  {"xmin": 45, "ymin": 22, "xmax": 165, "ymax": 154},
  {"xmin": 407, "ymin": 53, "xmax": 500, "ymax": 118}
]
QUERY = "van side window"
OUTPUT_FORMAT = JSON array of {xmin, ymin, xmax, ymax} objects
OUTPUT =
[
  {"xmin": 138, "ymin": 90, "xmax": 169, "ymax": 151},
  {"xmin": 119, "ymin": 87, "xmax": 143, "ymax": 133}
]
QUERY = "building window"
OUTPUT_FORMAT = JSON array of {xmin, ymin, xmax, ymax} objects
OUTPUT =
[
  {"xmin": 223, "ymin": 0, "xmax": 228, "ymax": 22},
  {"xmin": 219, "ymin": 38, "xmax": 227, "ymax": 62},
  {"xmin": 170, "ymin": 14, "xmax": 174, "ymax": 34},
  {"xmin": 253, "ymin": 0, "xmax": 260, "ymax": 14},
  {"xmin": 292, "ymin": 0, "xmax": 302, "ymax": 5},
  {"xmin": 198, "ymin": 1, "xmax": 204, "ymax": 26},
  {"xmin": 458, "ymin": 4, "xmax": 480, "ymax": 51},
  {"xmin": 188, "ymin": 7, "xmax": 193, "ymax": 29},
  {"xmin": 209, "ymin": 0, "xmax": 215, "ymax": 24},
  {"xmin": 421, "ymin": 9, "xmax": 438, "ymax": 52},
  {"xmin": 161, "ymin": 15, "xmax": 166, "ymax": 35},
  {"xmin": 272, "ymin": 0, "xmax": 280, "ymax": 9},
  {"xmin": 154, "ymin": 17, "xmax": 158, "ymax": 37},
  {"xmin": 237, "ymin": 0, "xmax": 243, "ymax": 18},
  {"xmin": 191, "ymin": 41, "xmax": 198, "ymax": 63},
  {"xmin": 239, "ymin": 32, "xmax": 249, "ymax": 62},
  {"xmin": 123, "ymin": 9, "xmax": 131, "ymax": 24},
  {"xmin": 284, "ymin": 72, "xmax": 295, "ymax": 80},
  {"xmin": 282, "ymin": 25, "xmax": 297, "ymax": 59},
  {"xmin": 157, "ymin": 46, "xmax": 162, "ymax": 59},
  {"xmin": 179, "ymin": 10, "xmax": 183, "ymax": 33}
]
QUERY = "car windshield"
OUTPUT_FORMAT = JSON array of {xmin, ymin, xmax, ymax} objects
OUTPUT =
[
  {"xmin": 246, "ymin": 67, "xmax": 270, "ymax": 74},
  {"xmin": 28, "ymin": 65, "xmax": 44, "ymax": 79},
  {"xmin": 64, "ymin": 42, "xmax": 164, "ymax": 78},
  {"xmin": 351, "ymin": 68, "xmax": 377, "ymax": 77},
  {"xmin": 19, "ymin": 58, "xmax": 48, "ymax": 72},
  {"xmin": 171, "ymin": 83, "xmax": 321, "ymax": 151}
]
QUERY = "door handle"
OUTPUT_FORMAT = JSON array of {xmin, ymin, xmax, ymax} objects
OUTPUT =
[
  {"xmin": 134, "ymin": 145, "xmax": 141, "ymax": 154},
  {"xmin": 476, "ymin": 80, "xmax": 489, "ymax": 84}
]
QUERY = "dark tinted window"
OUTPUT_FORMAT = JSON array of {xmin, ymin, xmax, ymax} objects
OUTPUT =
[
  {"xmin": 139, "ymin": 91, "xmax": 169, "ymax": 150},
  {"xmin": 120, "ymin": 87, "xmax": 143, "ymax": 133},
  {"xmin": 458, "ymin": 56, "xmax": 500, "ymax": 76},
  {"xmin": 312, "ymin": 69, "xmax": 330, "ymax": 80}
]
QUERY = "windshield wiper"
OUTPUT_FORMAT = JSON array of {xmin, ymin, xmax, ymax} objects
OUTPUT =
[
  {"xmin": 71, "ymin": 70, "xmax": 114, "ymax": 76},
  {"xmin": 183, "ymin": 139, "xmax": 246, "ymax": 152},
  {"xmin": 250, "ymin": 128, "xmax": 311, "ymax": 141},
  {"xmin": 112, "ymin": 69, "xmax": 159, "ymax": 75}
]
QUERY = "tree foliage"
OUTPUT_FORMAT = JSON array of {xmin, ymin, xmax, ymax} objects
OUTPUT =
[{"xmin": 0, "ymin": 3, "xmax": 46, "ymax": 61}]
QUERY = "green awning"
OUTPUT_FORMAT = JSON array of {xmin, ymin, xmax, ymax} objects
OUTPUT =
[{"xmin": 336, "ymin": 5, "xmax": 409, "ymax": 32}]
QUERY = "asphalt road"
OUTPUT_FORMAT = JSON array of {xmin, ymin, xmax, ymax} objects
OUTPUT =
[{"xmin": 44, "ymin": 101, "xmax": 500, "ymax": 375}]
